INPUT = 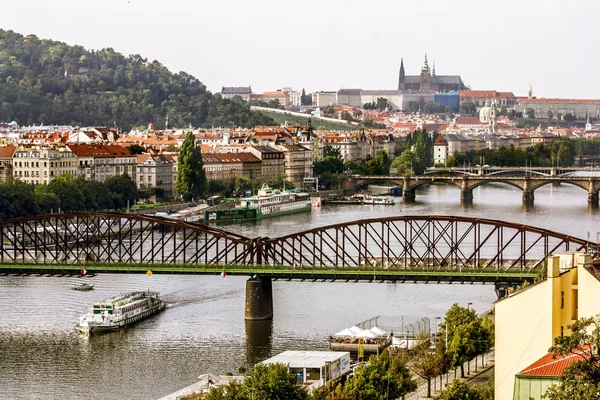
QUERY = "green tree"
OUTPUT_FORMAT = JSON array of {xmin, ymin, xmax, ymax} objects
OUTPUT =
[
  {"xmin": 440, "ymin": 303, "xmax": 486, "ymax": 378},
  {"xmin": 203, "ymin": 380, "xmax": 246, "ymax": 400},
  {"xmin": 340, "ymin": 110, "xmax": 353, "ymax": 123},
  {"xmin": 316, "ymin": 351, "xmax": 416, "ymax": 400},
  {"xmin": 391, "ymin": 149, "xmax": 419, "ymax": 176},
  {"xmin": 411, "ymin": 338, "xmax": 450, "ymax": 398},
  {"xmin": 104, "ymin": 174, "xmax": 139, "ymax": 210},
  {"xmin": 125, "ymin": 144, "xmax": 145, "ymax": 154},
  {"xmin": 460, "ymin": 102, "xmax": 477, "ymax": 115},
  {"xmin": 437, "ymin": 379, "xmax": 492, "ymax": 400},
  {"xmin": 45, "ymin": 174, "xmax": 86, "ymax": 212},
  {"xmin": 543, "ymin": 316, "xmax": 600, "ymax": 400},
  {"xmin": 525, "ymin": 107, "xmax": 536, "ymax": 119},
  {"xmin": 376, "ymin": 97, "xmax": 389, "ymax": 111},
  {"xmin": 564, "ymin": 113, "xmax": 575, "ymax": 122},
  {"xmin": 0, "ymin": 178, "xmax": 40, "ymax": 219},
  {"xmin": 177, "ymin": 131, "xmax": 207, "ymax": 200},
  {"xmin": 242, "ymin": 363, "xmax": 308, "ymax": 400},
  {"xmin": 547, "ymin": 110, "xmax": 554, "ymax": 122}
]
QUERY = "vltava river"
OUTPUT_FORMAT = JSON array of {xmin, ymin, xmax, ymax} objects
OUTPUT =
[{"xmin": 1, "ymin": 183, "xmax": 598, "ymax": 400}]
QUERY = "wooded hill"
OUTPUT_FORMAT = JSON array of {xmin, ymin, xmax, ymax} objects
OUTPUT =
[{"xmin": 0, "ymin": 30, "xmax": 276, "ymax": 130}]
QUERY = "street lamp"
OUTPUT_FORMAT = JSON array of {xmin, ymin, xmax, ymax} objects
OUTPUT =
[
  {"xmin": 435, "ymin": 316, "xmax": 441, "ymax": 339},
  {"xmin": 467, "ymin": 302, "xmax": 473, "ymax": 311}
]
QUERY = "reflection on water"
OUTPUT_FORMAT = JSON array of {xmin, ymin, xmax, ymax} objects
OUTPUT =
[
  {"xmin": 1, "ymin": 183, "xmax": 599, "ymax": 399},
  {"xmin": 245, "ymin": 320, "xmax": 273, "ymax": 366}
]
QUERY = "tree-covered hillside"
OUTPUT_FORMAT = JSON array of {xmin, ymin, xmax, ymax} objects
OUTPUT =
[{"xmin": 0, "ymin": 30, "xmax": 276, "ymax": 129}]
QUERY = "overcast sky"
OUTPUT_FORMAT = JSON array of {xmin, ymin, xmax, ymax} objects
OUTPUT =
[{"xmin": 3, "ymin": 0, "xmax": 598, "ymax": 99}]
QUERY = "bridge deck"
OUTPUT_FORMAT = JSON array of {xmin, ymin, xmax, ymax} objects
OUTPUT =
[{"xmin": 0, "ymin": 263, "xmax": 540, "ymax": 284}]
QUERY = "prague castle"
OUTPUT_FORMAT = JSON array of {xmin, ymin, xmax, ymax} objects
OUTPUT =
[{"xmin": 398, "ymin": 54, "xmax": 466, "ymax": 92}]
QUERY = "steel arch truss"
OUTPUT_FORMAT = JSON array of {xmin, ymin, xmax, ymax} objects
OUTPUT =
[
  {"xmin": 262, "ymin": 216, "xmax": 592, "ymax": 271},
  {"xmin": 0, "ymin": 212, "xmax": 252, "ymax": 266}
]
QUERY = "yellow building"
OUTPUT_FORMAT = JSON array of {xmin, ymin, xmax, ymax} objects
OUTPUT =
[{"xmin": 495, "ymin": 251, "xmax": 600, "ymax": 400}]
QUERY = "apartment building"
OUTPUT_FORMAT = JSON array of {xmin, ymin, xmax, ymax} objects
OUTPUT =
[
  {"xmin": 136, "ymin": 154, "xmax": 174, "ymax": 198},
  {"xmin": 202, "ymin": 153, "xmax": 262, "ymax": 182},
  {"xmin": 12, "ymin": 146, "xmax": 78, "ymax": 185},
  {"xmin": 244, "ymin": 146, "xmax": 285, "ymax": 183},
  {"xmin": 273, "ymin": 144, "xmax": 313, "ymax": 187}
]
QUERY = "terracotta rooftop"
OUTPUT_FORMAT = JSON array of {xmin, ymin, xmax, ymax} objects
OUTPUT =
[
  {"xmin": 518, "ymin": 347, "xmax": 590, "ymax": 377},
  {"xmin": 0, "ymin": 144, "xmax": 17, "ymax": 158},
  {"xmin": 455, "ymin": 116, "xmax": 483, "ymax": 125},
  {"xmin": 434, "ymin": 134, "xmax": 447, "ymax": 146}
]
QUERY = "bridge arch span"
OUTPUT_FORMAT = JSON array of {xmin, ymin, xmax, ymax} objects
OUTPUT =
[
  {"xmin": 526, "ymin": 179, "xmax": 589, "ymax": 193},
  {"xmin": 0, "ymin": 212, "xmax": 254, "ymax": 266},
  {"xmin": 263, "ymin": 215, "xmax": 591, "ymax": 271},
  {"xmin": 465, "ymin": 179, "xmax": 525, "ymax": 192}
]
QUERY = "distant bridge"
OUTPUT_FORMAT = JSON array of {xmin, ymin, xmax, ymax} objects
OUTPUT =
[
  {"xmin": 0, "ymin": 213, "xmax": 593, "ymax": 319},
  {"xmin": 424, "ymin": 166, "xmax": 586, "ymax": 177},
  {"xmin": 344, "ymin": 174, "xmax": 600, "ymax": 203}
]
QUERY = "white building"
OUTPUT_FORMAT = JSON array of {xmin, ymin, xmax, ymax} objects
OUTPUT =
[
  {"xmin": 433, "ymin": 134, "xmax": 448, "ymax": 165},
  {"xmin": 261, "ymin": 351, "xmax": 351, "ymax": 392}
]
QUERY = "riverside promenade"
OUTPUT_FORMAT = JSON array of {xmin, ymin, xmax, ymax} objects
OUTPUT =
[{"xmin": 405, "ymin": 351, "xmax": 495, "ymax": 399}]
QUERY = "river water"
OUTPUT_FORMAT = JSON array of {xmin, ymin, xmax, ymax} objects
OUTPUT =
[{"xmin": 1, "ymin": 183, "xmax": 599, "ymax": 400}]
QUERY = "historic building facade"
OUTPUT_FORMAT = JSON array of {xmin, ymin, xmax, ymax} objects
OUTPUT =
[{"xmin": 398, "ymin": 55, "xmax": 466, "ymax": 92}]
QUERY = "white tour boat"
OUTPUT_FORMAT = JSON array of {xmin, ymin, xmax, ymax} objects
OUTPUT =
[{"xmin": 78, "ymin": 291, "xmax": 165, "ymax": 333}]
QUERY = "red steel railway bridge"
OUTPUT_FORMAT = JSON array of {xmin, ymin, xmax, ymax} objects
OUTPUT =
[{"xmin": 0, "ymin": 213, "xmax": 593, "ymax": 319}]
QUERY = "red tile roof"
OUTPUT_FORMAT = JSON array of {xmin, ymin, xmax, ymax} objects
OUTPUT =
[
  {"xmin": 0, "ymin": 145, "xmax": 17, "ymax": 158},
  {"xmin": 434, "ymin": 134, "xmax": 447, "ymax": 146},
  {"xmin": 518, "ymin": 348, "xmax": 590, "ymax": 377},
  {"xmin": 455, "ymin": 116, "xmax": 483, "ymax": 125}
]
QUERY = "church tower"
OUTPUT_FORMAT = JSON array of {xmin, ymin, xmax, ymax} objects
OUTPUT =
[
  {"xmin": 420, "ymin": 53, "xmax": 432, "ymax": 91},
  {"xmin": 398, "ymin": 58, "xmax": 406, "ymax": 90}
]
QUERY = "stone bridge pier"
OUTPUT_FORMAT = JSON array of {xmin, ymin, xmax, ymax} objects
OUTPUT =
[
  {"xmin": 402, "ymin": 177, "xmax": 416, "ymax": 201},
  {"xmin": 245, "ymin": 277, "xmax": 273, "ymax": 320},
  {"xmin": 460, "ymin": 178, "xmax": 473, "ymax": 202}
]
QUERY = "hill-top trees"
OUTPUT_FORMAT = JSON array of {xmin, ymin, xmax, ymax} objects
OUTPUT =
[{"xmin": 0, "ymin": 29, "xmax": 276, "ymax": 129}]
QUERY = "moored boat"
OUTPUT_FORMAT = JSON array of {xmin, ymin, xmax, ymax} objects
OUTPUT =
[
  {"xmin": 362, "ymin": 196, "xmax": 395, "ymax": 205},
  {"xmin": 204, "ymin": 184, "xmax": 312, "ymax": 222},
  {"xmin": 78, "ymin": 291, "xmax": 165, "ymax": 333}
]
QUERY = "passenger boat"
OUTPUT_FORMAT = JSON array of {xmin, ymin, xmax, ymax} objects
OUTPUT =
[
  {"xmin": 72, "ymin": 283, "xmax": 95, "ymax": 291},
  {"xmin": 78, "ymin": 291, "xmax": 165, "ymax": 333},
  {"xmin": 204, "ymin": 184, "xmax": 312, "ymax": 222},
  {"xmin": 362, "ymin": 196, "xmax": 395, "ymax": 205}
]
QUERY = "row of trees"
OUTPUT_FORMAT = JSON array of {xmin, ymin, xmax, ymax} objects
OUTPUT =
[
  {"xmin": 0, "ymin": 29, "xmax": 276, "ymax": 130},
  {"xmin": 450, "ymin": 140, "xmax": 576, "ymax": 168},
  {"xmin": 411, "ymin": 303, "xmax": 494, "ymax": 398},
  {"xmin": 0, "ymin": 174, "xmax": 138, "ymax": 220},
  {"xmin": 313, "ymin": 145, "xmax": 392, "ymax": 189}
]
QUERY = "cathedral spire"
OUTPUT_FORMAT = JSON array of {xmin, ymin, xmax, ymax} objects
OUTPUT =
[
  {"xmin": 398, "ymin": 57, "xmax": 405, "ymax": 90},
  {"xmin": 423, "ymin": 53, "xmax": 429, "ymax": 71},
  {"xmin": 433, "ymin": 61, "xmax": 436, "ymax": 76}
]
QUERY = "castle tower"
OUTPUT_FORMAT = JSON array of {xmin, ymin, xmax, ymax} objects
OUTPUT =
[
  {"xmin": 528, "ymin": 84, "xmax": 533, "ymax": 99},
  {"xmin": 398, "ymin": 58, "xmax": 406, "ymax": 90},
  {"xmin": 420, "ymin": 53, "xmax": 432, "ymax": 91}
]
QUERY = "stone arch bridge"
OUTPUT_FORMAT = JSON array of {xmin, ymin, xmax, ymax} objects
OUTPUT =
[{"xmin": 344, "ymin": 175, "xmax": 600, "ymax": 203}]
